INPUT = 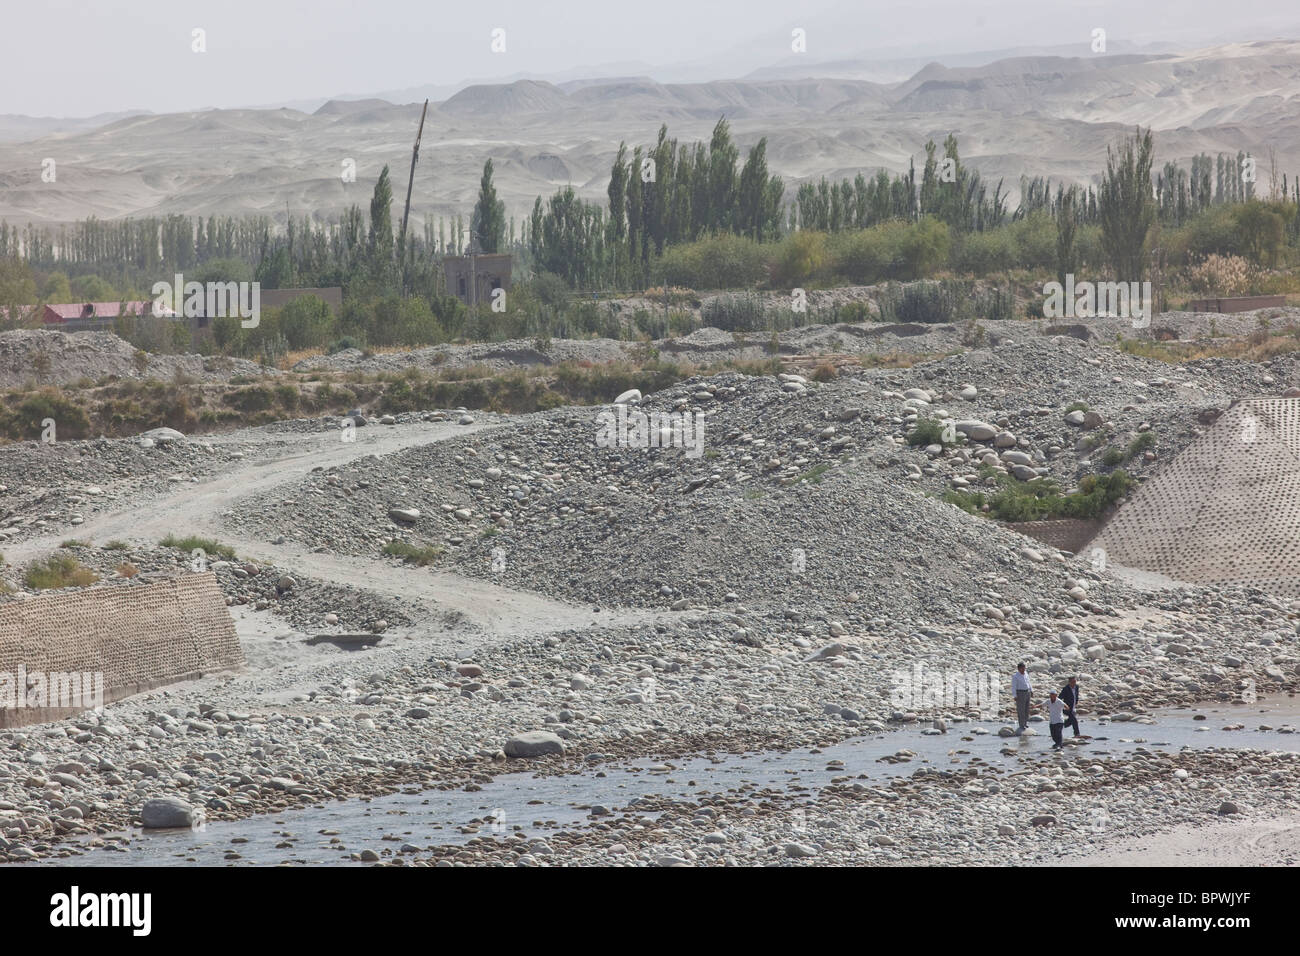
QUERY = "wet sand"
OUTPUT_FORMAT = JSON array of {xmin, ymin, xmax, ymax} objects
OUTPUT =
[{"xmin": 1078, "ymin": 814, "xmax": 1300, "ymax": 867}]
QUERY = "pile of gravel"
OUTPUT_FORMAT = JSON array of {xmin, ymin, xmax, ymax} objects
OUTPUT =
[{"xmin": 0, "ymin": 328, "xmax": 270, "ymax": 388}]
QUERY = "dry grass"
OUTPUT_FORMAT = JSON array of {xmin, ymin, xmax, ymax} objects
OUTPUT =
[
  {"xmin": 1118, "ymin": 329, "xmax": 1300, "ymax": 364},
  {"xmin": 279, "ymin": 348, "xmax": 325, "ymax": 369},
  {"xmin": 812, "ymin": 361, "xmax": 840, "ymax": 381},
  {"xmin": 858, "ymin": 351, "xmax": 957, "ymax": 369},
  {"xmin": 24, "ymin": 554, "xmax": 99, "ymax": 590}
]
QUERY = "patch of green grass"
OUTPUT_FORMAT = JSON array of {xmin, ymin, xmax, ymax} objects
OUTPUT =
[
  {"xmin": 1077, "ymin": 432, "xmax": 1106, "ymax": 454},
  {"xmin": 104, "ymin": 540, "xmax": 129, "ymax": 551},
  {"xmin": 906, "ymin": 418, "xmax": 953, "ymax": 447},
  {"xmin": 1100, "ymin": 430, "xmax": 1157, "ymax": 467},
  {"xmin": 24, "ymin": 553, "xmax": 99, "ymax": 590},
  {"xmin": 1065, "ymin": 401, "xmax": 1089, "ymax": 413},
  {"xmin": 796, "ymin": 463, "xmax": 833, "ymax": 484},
  {"xmin": 383, "ymin": 539, "xmax": 443, "ymax": 566},
  {"xmin": 159, "ymin": 534, "xmax": 237, "ymax": 560},
  {"xmin": 944, "ymin": 470, "xmax": 1136, "ymax": 522},
  {"xmin": 59, "ymin": 539, "xmax": 90, "ymax": 549}
]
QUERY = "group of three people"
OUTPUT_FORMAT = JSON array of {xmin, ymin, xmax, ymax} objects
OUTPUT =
[{"xmin": 1012, "ymin": 663, "xmax": 1082, "ymax": 749}]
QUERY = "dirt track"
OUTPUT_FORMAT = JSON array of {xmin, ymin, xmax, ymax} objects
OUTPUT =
[{"xmin": 4, "ymin": 419, "xmax": 687, "ymax": 641}]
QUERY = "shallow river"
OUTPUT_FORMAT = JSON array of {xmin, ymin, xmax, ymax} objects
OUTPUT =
[{"xmin": 34, "ymin": 699, "xmax": 1300, "ymax": 866}]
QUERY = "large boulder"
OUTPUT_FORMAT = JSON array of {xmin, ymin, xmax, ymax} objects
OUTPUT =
[
  {"xmin": 141, "ymin": 797, "xmax": 200, "ymax": 829},
  {"xmin": 504, "ymin": 731, "xmax": 566, "ymax": 758},
  {"xmin": 139, "ymin": 427, "xmax": 186, "ymax": 445},
  {"xmin": 954, "ymin": 420, "xmax": 997, "ymax": 442}
]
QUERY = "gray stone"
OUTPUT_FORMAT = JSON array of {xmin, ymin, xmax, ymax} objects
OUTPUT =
[
  {"xmin": 141, "ymin": 797, "xmax": 199, "ymax": 829},
  {"xmin": 504, "ymin": 731, "xmax": 566, "ymax": 758},
  {"xmin": 139, "ymin": 427, "xmax": 187, "ymax": 445}
]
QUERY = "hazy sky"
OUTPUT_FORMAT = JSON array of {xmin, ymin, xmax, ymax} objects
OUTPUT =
[{"xmin": 4, "ymin": 0, "xmax": 1299, "ymax": 116}]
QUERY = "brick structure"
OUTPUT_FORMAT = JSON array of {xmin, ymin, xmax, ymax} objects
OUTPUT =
[
  {"xmin": 0, "ymin": 573, "xmax": 243, "ymax": 728},
  {"xmin": 1003, "ymin": 518, "xmax": 1107, "ymax": 555},
  {"xmin": 1184, "ymin": 295, "xmax": 1287, "ymax": 313},
  {"xmin": 443, "ymin": 253, "xmax": 511, "ymax": 307}
]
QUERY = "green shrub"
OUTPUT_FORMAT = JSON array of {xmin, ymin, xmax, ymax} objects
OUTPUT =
[
  {"xmin": 159, "ymin": 534, "xmax": 236, "ymax": 560},
  {"xmin": 276, "ymin": 295, "xmax": 336, "ymax": 350},
  {"xmin": 0, "ymin": 389, "xmax": 92, "ymax": 440},
  {"xmin": 1007, "ymin": 212, "xmax": 1057, "ymax": 271},
  {"xmin": 769, "ymin": 230, "xmax": 830, "ymax": 287},
  {"xmin": 1102, "ymin": 430, "xmax": 1156, "ymax": 466},
  {"xmin": 667, "ymin": 310, "xmax": 696, "ymax": 336},
  {"xmin": 953, "ymin": 228, "xmax": 1016, "ymax": 275},
  {"xmin": 893, "ymin": 217, "xmax": 952, "ymax": 279},
  {"xmin": 654, "ymin": 233, "xmax": 768, "ymax": 289},
  {"xmin": 383, "ymin": 539, "xmax": 442, "ymax": 566},
  {"xmin": 701, "ymin": 294, "xmax": 772, "ymax": 333},
  {"xmin": 946, "ymin": 470, "xmax": 1136, "ymax": 522},
  {"xmin": 878, "ymin": 280, "xmax": 964, "ymax": 324},
  {"xmin": 24, "ymin": 553, "xmax": 99, "ymax": 590},
  {"xmin": 328, "ymin": 335, "xmax": 365, "ymax": 354},
  {"xmin": 878, "ymin": 279, "xmax": 1013, "ymax": 324},
  {"xmin": 906, "ymin": 418, "xmax": 951, "ymax": 446},
  {"xmin": 831, "ymin": 228, "xmax": 892, "ymax": 284}
]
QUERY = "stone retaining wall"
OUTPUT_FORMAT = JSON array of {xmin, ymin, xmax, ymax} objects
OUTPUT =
[
  {"xmin": 1185, "ymin": 295, "xmax": 1287, "ymax": 314},
  {"xmin": 1004, "ymin": 518, "xmax": 1106, "ymax": 554},
  {"xmin": 0, "ymin": 573, "xmax": 242, "ymax": 728}
]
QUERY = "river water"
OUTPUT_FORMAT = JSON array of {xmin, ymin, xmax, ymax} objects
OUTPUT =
[{"xmin": 33, "ymin": 700, "xmax": 1300, "ymax": 866}]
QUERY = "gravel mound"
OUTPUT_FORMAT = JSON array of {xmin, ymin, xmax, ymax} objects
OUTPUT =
[{"xmin": 0, "ymin": 329, "xmax": 270, "ymax": 388}]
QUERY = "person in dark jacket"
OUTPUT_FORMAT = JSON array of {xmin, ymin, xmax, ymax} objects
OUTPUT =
[{"xmin": 1059, "ymin": 676, "xmax": 1081, "ymax": 737}]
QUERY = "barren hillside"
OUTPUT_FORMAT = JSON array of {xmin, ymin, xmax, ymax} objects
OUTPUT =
[{"xmin": 2, "ymin": 41, "xmax": 1298, "ymax": 227}]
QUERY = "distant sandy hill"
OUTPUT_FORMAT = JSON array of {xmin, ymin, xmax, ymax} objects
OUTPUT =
[
  {"xmin": 314, "ymin": 98, "xmax": 397, "ymax": 116},
  {"xmin": 2, "ymin": 41, "xmax": 1298, "ymax": 227}
]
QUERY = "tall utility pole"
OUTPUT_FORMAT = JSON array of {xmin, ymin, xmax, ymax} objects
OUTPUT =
[{"xmin": 397, "ymin": 99, "xmax": 429, "ymax": 269}]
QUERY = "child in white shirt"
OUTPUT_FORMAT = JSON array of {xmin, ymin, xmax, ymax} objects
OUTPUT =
[{"xmin": 1047, "ymin": 692, "xmax": 1065, "ymax": 750}]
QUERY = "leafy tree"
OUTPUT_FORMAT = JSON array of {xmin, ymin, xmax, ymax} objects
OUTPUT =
[
  {"xmin": 1233, "ymin": 200, "xmax": 1287, "ymax": 267},
  {"xmin": 1055, "ymin": 186, "xmax": 1078, "ymax": 285},
  {"xmin": 626, "ymin": 146, "xmax": 644, "ymax": 276},
  {"xmin": 41, "ymin": 271, "xmax": 73, "ymax": 302},
  {"xmin": 472, "ymin": 159, "xmax": 506, "ymax": 253},
  {"xmin": 1099, "ymin": 127, "xmax": 1155, "ymax": 282},
  {"xmin": 707, "ymin": 118, "xmax": 738, "ymax": 233},
  {"xmin": 368, "ymin": 165, "xmax": 395, "ymax": 287},
  {"xmin": 0, "ymin": 258, "xmax": 39, "ymax": 328}
]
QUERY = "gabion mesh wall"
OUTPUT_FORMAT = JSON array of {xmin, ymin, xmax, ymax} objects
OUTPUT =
[{"xmin": 1090, "ymin": 399, "xmax": 1300, "ymax": 596}]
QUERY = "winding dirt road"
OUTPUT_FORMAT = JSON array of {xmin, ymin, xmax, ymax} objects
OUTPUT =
[{"xmin": 7, "ymin": 420, "xmax": 684, "ymax": 639}]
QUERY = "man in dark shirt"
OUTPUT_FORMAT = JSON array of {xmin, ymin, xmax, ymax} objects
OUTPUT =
[{"xmin": 1059, "ymin": 676, "xmax": 1082, "ymax": 737}]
